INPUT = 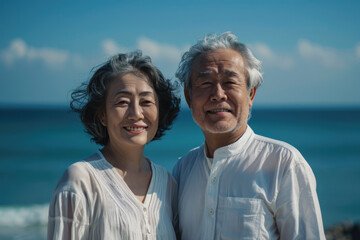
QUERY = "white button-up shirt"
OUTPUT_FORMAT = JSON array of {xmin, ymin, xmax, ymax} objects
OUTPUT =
[{"xmin": 173, "ymin": 126, "xmax": 325, "ymax": 240}]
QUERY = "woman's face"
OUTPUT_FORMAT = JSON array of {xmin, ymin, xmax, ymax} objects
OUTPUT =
[{"xmin": 100, "ymin": 73, "xmax": 159, "ymax": 148}]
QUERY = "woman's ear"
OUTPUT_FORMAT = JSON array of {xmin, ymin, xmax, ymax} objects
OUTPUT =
[
  {"xmin": 184, "ymin": 87, "xmax": 192, "ymax": 109},
  {"xmin": 99, "ymin": 111, "xmax": 107, "ymax": 127}
]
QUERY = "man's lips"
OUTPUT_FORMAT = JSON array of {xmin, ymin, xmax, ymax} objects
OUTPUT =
[{"xmin": 207, "ymin": 108, "xmax": 231, "ymax": 113}]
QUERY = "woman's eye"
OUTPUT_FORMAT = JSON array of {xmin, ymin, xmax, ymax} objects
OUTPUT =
[
  {"xmin": 141, "ymin": 100, "xmax": 154, "ymax": 105},
  {"xmin": 116, "ymin": 100, "xmax": 129, "ymax": 105}
]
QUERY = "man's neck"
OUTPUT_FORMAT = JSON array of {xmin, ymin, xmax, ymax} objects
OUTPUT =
[{"xmin": 203, "ymin": 126, "xmax": 247, "ymax": 158}]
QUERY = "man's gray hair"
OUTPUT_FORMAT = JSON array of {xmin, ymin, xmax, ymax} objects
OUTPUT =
[{"xmin": 175, "ymin": 32, "xmax": 263, "ymax": 92}]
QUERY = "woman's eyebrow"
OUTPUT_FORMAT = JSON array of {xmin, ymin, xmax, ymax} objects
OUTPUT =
[
  {"xmin": 139, "ymin": 91, "xmax": 155, "ymax": 97},
  {"xmin": 111, "ymin": 90, "xmax": 131, "ymax": 98},
  {"xmin": 112, "ymin": 90, "xmax": 155, "ymax": 98}
]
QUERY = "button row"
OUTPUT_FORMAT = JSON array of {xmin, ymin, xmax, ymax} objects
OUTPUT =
[{"xmin": 209, "ymin": 208, "xmax": 214, "ymax": 215}]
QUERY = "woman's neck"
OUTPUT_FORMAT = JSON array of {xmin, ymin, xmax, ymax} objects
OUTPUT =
[
  {"xmin": 101, "ymin": 143, "xmax": 147, "ymax": 173},
  {"xmin": 101, "ymin": 143, "xmax": 152, "ymax": 203}
]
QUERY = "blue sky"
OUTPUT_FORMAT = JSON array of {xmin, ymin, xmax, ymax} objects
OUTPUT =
[{"xmin": 1, "ymin": 0, "xmax": 360, "ymax": 107}]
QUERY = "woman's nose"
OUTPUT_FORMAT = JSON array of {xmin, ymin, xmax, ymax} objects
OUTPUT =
[{"xmin": 128, "ymin": 102, "xmax": 144, "ymax": 120}]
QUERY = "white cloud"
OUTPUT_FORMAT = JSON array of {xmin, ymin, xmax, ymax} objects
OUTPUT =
[
  {"xmin": 1, "ymin": 38, "xmax": 69, "ymax": 68},
  {"xmin": 297, "ymin": 39, "xmax": 344, "ymax": 68},
  {"xmin": 101, "ymin": 39, "xmax": 128, "ymax": 56},
  {"xmin": 99, "ymin": 37, "xmax": 188, "ymax": 77},
  {"xmin": 1, "ymin": 37, "xmax": 188, "ymax": 74},
  {"xmin": 0, "ymin": 38, "xmax": 95, "ymax": 71},
  {"xmin": 250, "ymin": 43, "xmax": 294, "ymax": 69},
  {"xmin": 27, "ymin": 47, "xmax": 68, "ymax": 65},
  {"xmin": 252, "ymin": 43, "xmax": 273, "ymax": 59},
  {"xmin": 356, "ymin": 43, "xmax": 360, "ymax": 59},
  {"xmin": 100, "ymin": 37, "xmax": 185, "ymax": 64},
  {"xmin": 1, "ymin": 39, "xmax": 27, "ymax": 64},
  {"xmin": 137, "ymin": 37, "xmax": 184, "ymax": 62}
]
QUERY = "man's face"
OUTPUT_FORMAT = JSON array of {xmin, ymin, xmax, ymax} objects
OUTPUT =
[{"xmin": 185, "ymin": 48, "xmax": 256, "ymax": 138}]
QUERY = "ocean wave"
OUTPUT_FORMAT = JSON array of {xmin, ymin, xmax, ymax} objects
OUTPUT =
[{"xmin": 0, "ymin": 204, "xmax": 48, "ymax": 227}]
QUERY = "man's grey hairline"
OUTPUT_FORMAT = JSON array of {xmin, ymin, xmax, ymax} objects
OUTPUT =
[
  {"xmin": 184, "ymin": 47, "xmax": 255, "ymax": 121},
  {"xmin": 185, "ymin": 49, "xmax": 255, "ymax": 100}
]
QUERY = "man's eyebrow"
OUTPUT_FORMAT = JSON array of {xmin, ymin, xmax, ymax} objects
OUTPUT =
[
  {"xmin": 196, "ymin": 69, "xmax": 240, "ymax": 78},
  {"xmin": 223, "ymin": 69, "xmax": 240, "ymax": 77},
  {"xmin": 197, "ymin": 70, "xmax": 214, "ymax": 78}
]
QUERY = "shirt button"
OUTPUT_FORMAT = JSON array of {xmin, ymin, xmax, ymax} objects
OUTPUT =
[
  {"xmin": 143, "ymin": 207, "xmax": 147, "ymax": 212},
  {"xmin": 209, "ymin": 209, "xmax": 214, "ymax": 215},
  {"xmin": 211, "ymin": 177, "xmax": 217, "ymax": 183}
]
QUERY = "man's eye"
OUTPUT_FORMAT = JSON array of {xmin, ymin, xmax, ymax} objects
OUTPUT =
[
  {"xmin": 225, "ymin": 81, "xmax": 236, "ymax": 85},
  {"xmin": 200, "ymin": 81, "xmax": 212, "ymax": 86}
]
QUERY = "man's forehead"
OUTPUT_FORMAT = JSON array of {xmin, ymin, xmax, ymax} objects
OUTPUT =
[
  {"xmin": 197, "ymin": 69, "xmax": 238, "ymax": 76},
  {"xmin": 192, "ymin": 49, "xmax": 246, "ymax": 70},
  {"xmin": 191, "ymin": 50, "xmax": 246, "ymax": 79}
]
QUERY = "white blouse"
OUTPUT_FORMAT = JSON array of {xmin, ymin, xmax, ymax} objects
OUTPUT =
[{"xmin": 48, "ymin": 151, "xmax": 178, "ymax": 240}]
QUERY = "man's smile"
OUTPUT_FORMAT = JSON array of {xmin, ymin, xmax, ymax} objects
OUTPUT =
[{"xmin": 207, "ymin": 108, "xmax": 231, "ymax": 113}]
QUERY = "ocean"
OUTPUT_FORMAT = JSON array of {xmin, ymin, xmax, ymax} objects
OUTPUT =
[{"xmin": 0, "ymin": 107, "xmax": 359, "ymax": 239}]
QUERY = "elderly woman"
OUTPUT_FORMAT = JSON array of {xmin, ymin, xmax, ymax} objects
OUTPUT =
[{"xmin": 47, "ymin": 51, "xmax": 180, "ymax": 239}]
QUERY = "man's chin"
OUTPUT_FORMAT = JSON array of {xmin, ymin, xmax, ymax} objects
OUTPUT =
[{"xmin": 202, "ymin": 125, "xmax": 235, "ymax": 134}]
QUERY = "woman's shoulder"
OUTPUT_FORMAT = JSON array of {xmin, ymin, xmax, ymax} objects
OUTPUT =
[
  {"xmin": 150, "ymin": 161, "xmax": 177, "ymax": 188},
  {"xmin": 150, "ymin": 161, "xmax": 170, "ymax": 176},
  {"xmin": 55, "ymin": 152, "xmax": 103, "ymax": 193}
]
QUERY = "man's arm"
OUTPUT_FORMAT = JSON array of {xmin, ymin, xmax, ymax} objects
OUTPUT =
[{"xmin": 275, "ymin": 161, "xmax": 326, "ymax": 239}]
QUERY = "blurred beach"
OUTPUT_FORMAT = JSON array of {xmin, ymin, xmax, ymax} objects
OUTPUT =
[{"xmin": 0, "ymin": 107, "xmax": 359, "ymax": 240}]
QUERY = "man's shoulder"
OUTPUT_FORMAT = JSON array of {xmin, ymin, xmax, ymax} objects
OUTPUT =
[
  {"xmin": 183, "ymin": 145, "xmax": 203, "ymax": 157},
  {"xmin": 252, "ymin": 133, "xmax": 304, "ymax": 163},
  {"xmin": 179, "ymin": 145, "xmax": 203, "ymax": 163},
  {"xmin": 253, "ymin": 134, "xmax": 296, "ymax": 149},
  {"xmin": 173, "ymin": 145, "xmax": 203, "ymax": 176}
]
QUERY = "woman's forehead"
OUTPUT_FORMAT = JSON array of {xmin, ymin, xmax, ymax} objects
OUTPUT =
[{"xmin": 109, "ymin": 73, "xmax": 155, "ymax": 95}]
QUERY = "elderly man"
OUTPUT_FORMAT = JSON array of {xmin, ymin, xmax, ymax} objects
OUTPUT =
[{"xmin": 172, "ymin": 32, "xmax": 325, "ymax": 239}]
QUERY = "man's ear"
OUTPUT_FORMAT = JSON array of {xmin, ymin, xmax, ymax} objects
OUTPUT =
[
  {"xmin": 249, "ymin": 86, "xmax": 257, "ymax": 107},
  {"xmin": 184, "ymin": 87, "xmax": 192, "ymax": 109}
]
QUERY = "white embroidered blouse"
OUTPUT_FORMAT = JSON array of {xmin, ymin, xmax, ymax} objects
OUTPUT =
[{"xmin": 48, "ymin": 151, "xmax": 178, "ymax": 240}]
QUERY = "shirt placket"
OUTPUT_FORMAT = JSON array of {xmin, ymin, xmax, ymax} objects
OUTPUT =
[
  {"xmin": 203, "ymin": 157, "xmax": 223, "ymax": 239},
  {"xmin": 142, "ymin": 206, "xmax": 152, "ymax": 239}
]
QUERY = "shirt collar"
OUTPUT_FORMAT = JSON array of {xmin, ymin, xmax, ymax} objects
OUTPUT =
[{"xmin": 204, "ymin": 125, "xmax": 254, "ymax": 159}]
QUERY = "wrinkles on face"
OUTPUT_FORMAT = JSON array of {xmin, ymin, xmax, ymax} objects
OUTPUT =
[{"xmin": 187, "ymin": 49, "xmax": 255, "ymax": 153}]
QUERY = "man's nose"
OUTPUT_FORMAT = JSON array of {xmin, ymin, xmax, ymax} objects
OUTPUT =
[{"xmin": 210, "ymin": 83, "xmax": 227, "ymax": 101}]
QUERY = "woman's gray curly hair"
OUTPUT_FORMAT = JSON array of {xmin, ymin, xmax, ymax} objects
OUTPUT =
[{"xmin": 71, "ymin": 51, "xmax": 180, "ymax": 146}]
